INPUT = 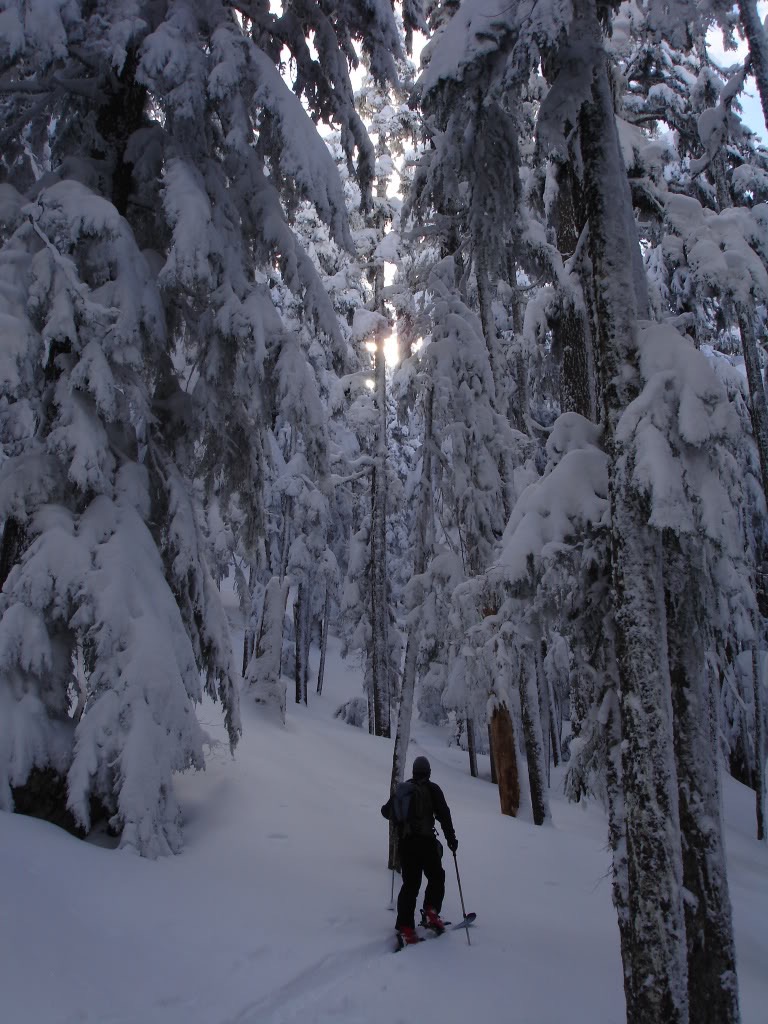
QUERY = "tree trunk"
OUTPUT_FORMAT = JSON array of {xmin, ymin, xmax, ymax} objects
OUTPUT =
[
  {"xmin": 476, "ymin": 254, "xmax": 500, "ymax": 411},
  {"xmin": 519, "ymin": 645, "xmax": 550, "ymax": 825},
  {"xmin": 370, "ymin": 270, "xmax": 391, "ymax": 738},
  {"xmin": 578, "ymin": 0, "xmax": 689, "ymax": 1017},
  {"xmin": 489, "ymin": 703, "xmax": 520, "ymax": 816},
  {"xmin": 488, "ymin": 724, "xmax": 498, "ymax": 783},
  {"xmin": 246, "ymin": 576, "xmax": 289, "ymax": 723},
  {"xmin": 666, "ymin": 542, "xmax": 741, "ymax": 1024},
  {"xmin": 294, "ymin": 581, "xmax": 310, "ymax": 705},
  {"xmin": 712, "ymin": 163, "xmax": 768, "ymax": 844},
  {"xmin": 737, "ymin": 310, "xmax": 768, "ymax": 500},
  {"xmin": 604, "ymin": 694, "xmax": 635, "ymax": 1018},
  {"xmin": 242, "ymin": 567, "xmax": 257, "ymax": 677},
  {"xmin": 735, "ymin": 311, "xmax": 768, "ymax": 842},
  {"xmin": 551, "ymin": 159, "xmax": 596, "ymax": 420},
  {"xmin": 388, "ymin": 626, "xmax": 419, "ymax": 871},
  {"xmin": 388, "ymin": 389, "xmax": 435, "ymax": 869},
  {"xmin": 0, "ymin": 517, "xmax": 24, "ymax": 593},
  {"xmin": 753, "ymin": 641, "xmax": 766, "ymax": 842},
  {"xmin": 548, "ymin": 672, "xmax": 561, "ymax": 769},
  {"xmin": 242, "ymin": 625, "xmax": 254, "ymax": 678},
  {"xmin": 466, "ymin": 717, "xmax": 478, "ymax": 778},
  {"xmin": 738, "ymin": 0, "xmax": 768, "ymax": 133},
  {"xmin": 316, "ymin": 588, "xmax": 330, "ymax": 696}
]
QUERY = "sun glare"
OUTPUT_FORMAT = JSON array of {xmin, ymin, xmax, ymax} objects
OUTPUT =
[{"xmin": 383, "ymin": 334, "xmax": 399, "ymax": 367}]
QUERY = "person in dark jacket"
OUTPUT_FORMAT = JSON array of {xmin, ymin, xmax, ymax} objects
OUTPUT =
[{"xmin": 381, "ymin": 755, "xmax": 458, "ymax": 945}]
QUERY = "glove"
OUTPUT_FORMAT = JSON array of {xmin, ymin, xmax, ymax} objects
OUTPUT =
[{"xmin": 447, "ymin": 836, "xmax": 458, "ymax": 853}]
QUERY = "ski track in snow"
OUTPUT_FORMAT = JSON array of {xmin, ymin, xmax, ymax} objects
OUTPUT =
[{"xmin": 222, "ymin": 939, "xmax": 390, "ymax": 1024}]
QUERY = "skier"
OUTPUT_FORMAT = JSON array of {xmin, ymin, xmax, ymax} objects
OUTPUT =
[{"xmin": 381, "ymin": 755, "xmax": 458, "ymax": 946}]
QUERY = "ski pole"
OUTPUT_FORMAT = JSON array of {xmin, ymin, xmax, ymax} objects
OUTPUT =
[{"xmin": 452, "ymin": 851, "xmax": 471, "ymax": 946}]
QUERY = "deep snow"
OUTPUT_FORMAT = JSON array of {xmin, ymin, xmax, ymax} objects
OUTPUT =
[{"xmin": 1, "ymin": 638, "xmax": 767, "ymax": 1024}]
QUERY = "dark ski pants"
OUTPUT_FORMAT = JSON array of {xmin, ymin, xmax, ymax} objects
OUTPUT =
[{"xmin": 396, "ymin": 834, "xmax": 445, "ymax": 930}]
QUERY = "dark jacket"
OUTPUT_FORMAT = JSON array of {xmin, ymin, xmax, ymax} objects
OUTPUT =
[{"xmin": 381, "ymin": 778, "xmax": 456, "ymax": 846}]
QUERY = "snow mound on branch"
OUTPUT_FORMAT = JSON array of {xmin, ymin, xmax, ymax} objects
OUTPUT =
[
  {"xmin": 352, "ymin": 307, "xmax": 388, "ymax": 342},
  {"xmin": 495, "ymin": 414, "xmax": 609, "ymax": 584},
  {"xmin": 418, "ymin": 0, "xmax": 514, "ymax": 92},
  {"xmin": 663, "ymin": 195, "xmax": 768, "ymax": 304},
  {"xmin": 419, "ymin": 0, "xmax": 574, "ymax": 99},
  {"xmin": 373, "ymin": 231, "xmax": 400, "ymax": 262},
  {"xmin": 248, "ymin": 44, "xmax": 352, "ymax": 250},
  {"xmin": 617, "ymin": 322, "xmax": 741, "ymax": 538}
]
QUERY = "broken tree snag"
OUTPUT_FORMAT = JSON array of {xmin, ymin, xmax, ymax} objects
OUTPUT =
[{"xmin": 490, "ymin": 704, "xmax": 520, "ymax": 816}]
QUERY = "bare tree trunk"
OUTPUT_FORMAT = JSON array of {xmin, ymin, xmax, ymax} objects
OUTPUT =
[
  {"xmin": 370, "ymin": 267, "xmax": 391, "ymax": 738},
  {"xmin": 316, "ymin": 588, "xmax": 330, "ymax": 696},
  {"xmin": 294, "ymin": 581, "xmax": 310, "ymax": 705},
  {"xmin": 73, "ymin": 642, "xmax": 88, "ymax": 723},
  {"xmin": 489, "ymin": 703, "xmax": 520, "ymax": 816},
  {"xmin": 388, "ymin": 629, "xmax": 418, "ymax": 871},
  {"xmin": 0, "ymin": 517, "xmax": 23, "ymax": 593},
  {"xmin": 519, "ymin": 646, "xmax": 550, "ymax": 825},
  {"xmin": 246, "ymin": 576, "xmax": 289, "ymax": 723},
  {"xmin": 476, "ymin": 254, "xmax": 500, "ymax": 411},
  {"xmin": 551, "ymin": 159, "xmax": 596, "ymax": 420},
  {"xmin": 242, "ymin": 625, "xmax": 254, "ymax": 678},
  {"xmin": 753, "ymin": 641, "xmax": 766, "ymax": 842},
  {"xmin": 548, "ymin": 672, "xmax": 561, "ymax": 768},
  {"xmin": 466, "ymin": 717, "xmax": 478, "ymax": 778}
]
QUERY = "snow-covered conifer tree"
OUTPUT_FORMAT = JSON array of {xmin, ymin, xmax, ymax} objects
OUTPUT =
[{"xmin": 0, "ymin": 0, "xmax": 416, "ymax": 852}]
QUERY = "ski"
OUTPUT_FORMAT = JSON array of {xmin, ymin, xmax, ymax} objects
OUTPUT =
[
  {"xmin": 420, "ymin": 911, "xmax": 477, "ymax": 931},
  {"xmin": 451, "ymin": 912, "xmax": 476, "ymax": 930}
]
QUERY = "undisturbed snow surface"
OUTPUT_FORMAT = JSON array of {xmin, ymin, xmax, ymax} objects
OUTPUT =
[{"xmin": 2, "ymin": 640, "xmax": 767, "ymax": 1024}]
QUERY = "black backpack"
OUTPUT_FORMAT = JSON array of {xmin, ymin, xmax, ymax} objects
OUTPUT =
[{"xmin": 391, "ymin": 779, "xmax": 434, "ymax": 837}]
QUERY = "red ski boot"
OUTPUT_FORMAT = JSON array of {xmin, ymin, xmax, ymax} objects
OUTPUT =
[
  {"xmin": 396, "ymin": 926, "xmax": 420, "ymax": 950},
  {"xmin": 422, "ymin": 906, "xmax": 446, "ymax": 934}
]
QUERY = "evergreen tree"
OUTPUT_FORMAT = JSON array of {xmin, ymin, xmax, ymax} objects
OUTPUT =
[{"xmin": 0, "ymin": 0, "xmax": 415, "ymax": 852}]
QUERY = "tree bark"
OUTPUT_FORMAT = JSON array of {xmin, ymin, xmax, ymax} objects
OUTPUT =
[
  {"xmin": 551, "ymin": 159, "xmax": 596, "ymax": 420},
  {"xmin": 753, "ymin": 641, "xmax": 766, "ymax": 842},
  {"xmin": 519, "ymin": 645, "xmax": 550, "ymax": 825},
  {"xmin": 476, "ymin": 253, "xmax": 500, "ymax": 411},
  {"xmin": 666, "ymin": 542, "xmax": 741, "ymax": 1023},
  {"xmin": 246, "ymin": 576, "xmax": 289, "ymax": 723},
  {"xmin": 738, "ymin": 0, "xmax": 768, "ymax": 134},
  {"xmin": 488, "ymin": 724, "xmax": 498, "ymax": 783},
  {"xmin": 388, "ymin": 389, "xmax": 435, "ymax": 869},
  {"xmin": 547, "ymin": 671, "xmax": 561, "ymax": 769},
  {"xmin": 466, "ymin": 717, "xmax": 478, "ymax": 778},
  {"xmin": 370, "ymin": 269, "xmax": 391, "ymax": 738},
  {"xmin": 578, "ymin": 1, "xmax": 689, "ymax": 1017},
  {"xmin": 316, "ymin": 588, "xmax": 330, "ymax": 696},
  {"xmin": 735, "ymin": 311, "xmax": 768, "ymax": 842},
  {"xmin": 604, "ymin": 694, "xmax": 635, "ymax": 1018},
  {"xmin": 489, "ymin": 703, "xmax": 520, "ymax": 816},
  {"xmin": 0, "ymin": 517, "xmax": 24, "ymax": 593},
  {"xmin": 294, "ymin": 581, "xmax": 310, "ymax": 705}
]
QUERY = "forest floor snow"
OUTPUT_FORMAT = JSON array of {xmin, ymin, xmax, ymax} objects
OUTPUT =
[{"xmin": 1, "ymin": 639, "xmax": 767, "ymax": 1024}]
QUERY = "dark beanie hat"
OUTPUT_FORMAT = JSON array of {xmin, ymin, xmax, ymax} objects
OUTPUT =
[{"xmin": 413, "ymin": 756, "xmax": 431, "ymax": 779}]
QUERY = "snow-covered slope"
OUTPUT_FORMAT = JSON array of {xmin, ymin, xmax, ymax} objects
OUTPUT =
[{"xmin": 1, "ymin": 641, "xmax": 767, "ymax": 1024}]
